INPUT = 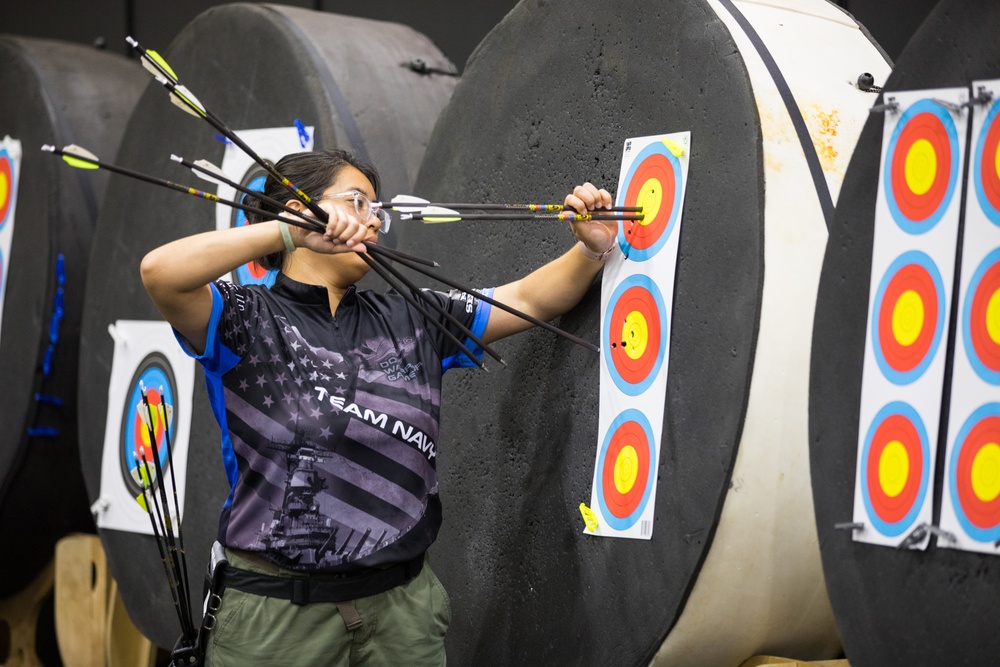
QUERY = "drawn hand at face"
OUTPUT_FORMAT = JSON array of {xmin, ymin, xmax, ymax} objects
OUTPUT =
[{"xmin": 281, "ymin": 196, "xmax": 372, "ymax": 254}]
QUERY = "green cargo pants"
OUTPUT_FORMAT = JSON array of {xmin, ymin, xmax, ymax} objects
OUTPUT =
[{"xmin": 204, "ymin": 551, "xmax": 451, "ymax": 666}]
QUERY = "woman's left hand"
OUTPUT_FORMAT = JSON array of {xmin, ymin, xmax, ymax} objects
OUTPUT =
[{"xmin": 564, "ymin": 182, "xmax": 616, "ymax": 255}]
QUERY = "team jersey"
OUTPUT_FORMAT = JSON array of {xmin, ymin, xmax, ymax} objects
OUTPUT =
[{"xmin": 179, "ymin": 272, "xmax": 492, "ymax": 572}]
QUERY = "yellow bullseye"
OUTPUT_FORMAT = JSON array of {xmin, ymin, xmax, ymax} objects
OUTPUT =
[
  {"xmin": 614, "ymin": 445, "xmax": 639, "ymax": 494},
  {"xmin": 994, "ymin": 142, "xmax": 1000, "ymax": 184},
  {"xmin": 636, "ymin": 178, "xmax": 662, "ymax": 226},
  {"xmin": 971, "ymin": 442, "xmax": 1000, "ymax": 502},
  {"xmin": 904, "ymin": 138, "xmax": 937, "ymax": 196},
  {"xmin": 878, "ymin": 440, "xmax": 910, "ymax": 498},
  {"xmin": 621, "ymin": 310, "xmax": 648, "ymax": 360},
  {"xmin": 986, "ymin": 289, "xmax": 1000, "ymax": 345},
  {"xmin": 0, "ymin": 171, "xmax": 8, "ymax": 207},
  {"xmin": 892, "ymin": 289, "xmax": 925, "ymax": 347}
]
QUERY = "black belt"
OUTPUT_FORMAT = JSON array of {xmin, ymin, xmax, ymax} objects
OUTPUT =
[{"xmin": 221, "ymin": 555, "xmax": 423, "ymax": 605}]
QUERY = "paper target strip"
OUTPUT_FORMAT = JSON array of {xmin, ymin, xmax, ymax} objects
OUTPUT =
[
  {"xmin": 940, "ymin": 79, "xmax": 1000, "ymax": 554},
  {"xmin": 852, "ymin": 88, "xmax": 968, "ymax": 548},
  {"xmin": 588, "ymin": 133, "xmax": 690, "ymax": 539},
  {"xmin": 94, "ymin": 321, "xmax": 195, "ymax": 533},
  {"xmin": 0, "ymin": 136, "xmax": 21, "ymax": 347},
  {"xmin": 215, "ymin": 126, "xmax": 315, "ymax": 287}
]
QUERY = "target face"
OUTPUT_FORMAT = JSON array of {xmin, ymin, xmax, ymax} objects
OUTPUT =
[
  {"xmin": 860, "ymin": 402, "xmax": 930, "ymax": 537},
  {"xmin": 596, "ymin": 409, "xmax": 656, "ymax": 530},
  {"xmin": 963, "ymin": 247, "xmax": 1000, "ymax": 384},
  {"xmin": 603, "ymin": 275, "xmax": 667, "ymax": 396},
  {"xmin": 231, "ymin": 167, "xmax": 277, "ymax": 287},
  {"xmin": 871, "ymin": 251, "xmax": 945, "ymax": 385},
  {"xmin": 949, "ymin": 404, "xmax": 1000, "ymax": 542},
  {"xmin": 118, "ymin": 352, "xmax": 178, "ymax": 497},
  {"xmin": 617, "ymin": 141, "xmax": 683, "ymax": 262},
  {"xmin": 0, "ymin": 150, "xmax": 13, "ymax": 231},
  {"xmin": 883, "ymin": 99, "xmax": 960, "ymax": 233},
  {"xmin": 973, "ymin": 97, "xmax": 1000, "ymax": 225}
]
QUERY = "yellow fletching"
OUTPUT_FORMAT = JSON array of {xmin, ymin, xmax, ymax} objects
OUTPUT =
[
  {"xmin": 579, "ymin": 502, "xmax": 599, "ymax": 533},
  {"xmin": 135, "ymin": 492, "xmax": 148, "ymax": 512},
  {"xmin": 422, "ymin": 215, "xmax": 462, "ymax": 223},
  {"xmin": 148, "ymin": 50, "xmax": 177, "ymax": 80},
  {"xmin": 62, "ymin": 155, "xmax": 99, "ymax": 170}
]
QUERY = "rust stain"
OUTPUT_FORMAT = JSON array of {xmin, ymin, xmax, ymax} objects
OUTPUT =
[{"xmin": 810, "ymin": 106, "xmax": 841, "ymax": 171}]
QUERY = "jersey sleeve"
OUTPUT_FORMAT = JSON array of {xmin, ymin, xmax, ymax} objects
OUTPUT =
[
  {"xmin": 419, "ymin": 287, "xmax": 495, "ymax": 372},
  {"xmin": 172, "ymin": 280, "xmax": 265, "ymax": 376}
]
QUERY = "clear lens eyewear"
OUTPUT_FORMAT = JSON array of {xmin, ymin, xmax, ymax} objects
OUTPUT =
[{"xmin": 326, "ymin": 190, "xmax": 391, "ymax": 234}]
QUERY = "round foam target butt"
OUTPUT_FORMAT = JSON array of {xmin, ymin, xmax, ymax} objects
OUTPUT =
[
  {"xmin": 810, "ymin": 0, "xmax": 1000, "ymax": 664},
  {"xmin": 0, "ymin": 37, "xmax": 144, "ymax": 597}
]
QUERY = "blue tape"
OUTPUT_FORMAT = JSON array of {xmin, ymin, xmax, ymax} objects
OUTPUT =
[
  {"xmin": 34, "ymin": 393, "xmax": 64, "ymax": 406},
  {"xmin": 27, "ymin": 426, "xmax": 60, "ymax": 437},
  {"xmin": 294, "ymin": 119, "xmax": 310, "ymax": 147},
  {"xmin": 42, "ymin": 254, "xmax": 65, "ymax": 377}
]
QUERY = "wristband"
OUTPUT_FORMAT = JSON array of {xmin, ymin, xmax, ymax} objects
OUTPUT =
[
  {"xmin": 278, "ymin": 221, "xmax": 296, "ymax": 253},
  {"xmin": 576, "ymin": 240, "xmax": 616, "ymax": 262}
]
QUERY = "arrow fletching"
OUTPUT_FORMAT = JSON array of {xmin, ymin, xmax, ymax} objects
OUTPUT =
[
  {"xmin": 137, "ymin": 402, "xmax": 153, "ymax": 429},
  {"xmin": 164, "ymin": 82, "xmax": 207, "ymax": 118},
  {"xmin": 190, "ymin": 159, "xmax": 229, "ymax": 185},
  {"xmin": 57, "ymin": 144, "xmax": 101, "ymax": 170},
  {"xmin": 388, "ymin": 194, "xmax": 430, "ymax": 212},
  {"xmin": 418, "ymin": 206, "xmax": 462, "ymax": 223},
  {"xmin": 144, "ymin": 49, "xmax": 178, "ymax": 82}
]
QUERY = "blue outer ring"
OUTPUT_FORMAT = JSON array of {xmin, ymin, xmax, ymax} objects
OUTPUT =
[
  {"xmin": 235, "ymin": 174, "xmax": 276, "ymax": 287},
  {"xmin": 596, "ymin": 409, "xmax": 657, "ymax": 531},
  {"xmin": 871, "ymin": 250, "xmax": 945, "ymax": 385},
  {"xmin": 883, "ymin": 98, "xmax": 960, "ymax": 234},
  {"xmin": 973, "ymin": 97, "xmax": 1000, "ymax": 226},
  {"xmin": 859, "ymin": 401, "xmax": 931, "ymax": 538},
  {"xmin": 602, "ymin": 274, "xmax": 668, "ymax": 396},
  {"xmin": 948, "ymin": 403, "xmax": 1000, "ymax": 542},
  {"xmin": 615, "ymin": 142, "xmax": 683, "ymax": 262},
  {"xmin": 963, "ymin": 247, "xmax": 1000, "ymax": 385}
]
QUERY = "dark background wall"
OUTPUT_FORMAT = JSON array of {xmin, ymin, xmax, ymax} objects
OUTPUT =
[{"xmin": 1, "ymin": 0, "xmax": 939, "ymax": 73}]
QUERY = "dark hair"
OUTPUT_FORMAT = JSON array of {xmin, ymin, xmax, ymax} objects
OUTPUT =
[{"xmin": 244, "ymin": 149, "xmax": 381, "ymax": 271}]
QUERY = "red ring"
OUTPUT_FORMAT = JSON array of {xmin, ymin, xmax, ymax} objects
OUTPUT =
[
  {"xmin": 601, "ymin": 419, "xmax": 652, "ymax": 519},
  {"xmin": 980, "ymin": 113, "xmax": 1000, "ymax": 213},
  {"xmin": 623, "ymin": 154, "xmax": 675, "ymax": 251},
  {"xmin": 246, "ymin": 260, "xmax": 268, "ymax": 280},
  {"xmin": 865, "ymin": 413, "xmax": 923, "ymax": 524},
  {"xmin": 955, "ymin": 416, "xmax": 1000, "ymax": 529},
  {"xmin": 877, "ymin": 263, "xmax": 939, "ymax": 373},
  {"xmin": 890, "ymin": 112, "xmax": 952, "ymax": 222},
  {"xmin": 969, "ymin": 261, "xmax": 1000, "ymax": 374},
  {"xmin": 608, "ymin": 286, "xmax": 662, "ymax": 385}
]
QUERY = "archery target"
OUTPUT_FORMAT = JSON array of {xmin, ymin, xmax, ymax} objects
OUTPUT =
[
  {"xmin": 616, "ymin": 140, "xmax": 683, "ymax": 262},
  {"xmin": 215, "ymin": 126, "xmax": 313, "ymax": 287},
  {"xmin": 96, "ymin": 321, "xmax": 195, "ymax": 535},
  {"xmin": 860, "ymin": 402, "xmax": 930, "ymax": 537},
  {"xmin": 118, "ymin": 352, "xmax": 178, "ymax": 497},
  {"xmin": 948, "ymin": 404, "xmax": 1000, "ymax": 543},
  {"xmin": 883, "ymin": 99, "xmax": 960, "ymax": 233},
  {"xmin": 963, "ymin": 247, "xmax": 1000, "ymax": 384},
  {"xmin": 0, "ymin": 149, "xmax": 14, "ymax": 230},
  {"xmin": 230, "ymin": 168, "xmax": 275, "ymax": 287},
  {"xmin": 871, "ymin": 250, "xmax": 945, "ymax": 385},
  {"xmin": 596, "ymin": 409, "xmax": 656, "ymax": 531},
  {"xmin": 603, "ymin": 274, "xmax": 668, "ymax": 395},
  {"xmin": 973, "ymin": 97, "xmax": 1000, "ymax": 225}
]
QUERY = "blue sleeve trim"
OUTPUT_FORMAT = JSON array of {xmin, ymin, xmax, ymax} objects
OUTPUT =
[
  {"xmin": 171, "ymin": 282, "xmax": 241, "ymax": 375},
  {"xmin": 442, "ymin": 287, "xmax": 495, "ymax": 372}
]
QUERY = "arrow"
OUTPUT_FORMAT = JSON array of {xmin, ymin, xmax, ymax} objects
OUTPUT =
[
  {"xmin": 366, "ymin": 243, "xmax": 599, "ymax": 354},
  {"xmin": 42, "ymin": 144, "xmax": 327, "ymax": 235},
  {"xmin": 382, "ymin": 194, "xmax": 642, "ymax": 214},
  {"xmin": 172, "ymin": 154, "xmax": 328, "ymax": 229},
  {"xmin": 126, "ymin": 36, "xmax": 330, "ymax": 224},
  {"xmin": 400, "ymin": 206, "xmax": 642, "ymax": 223}
]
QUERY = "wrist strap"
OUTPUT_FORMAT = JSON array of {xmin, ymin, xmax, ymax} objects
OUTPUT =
[
  {"xmin": 576, "ymin": 240, "xmax": 615, "ymax": 262},
  {"xmin": 278, "ymin": 221, "xmax": 296, "ymax": 253}
]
